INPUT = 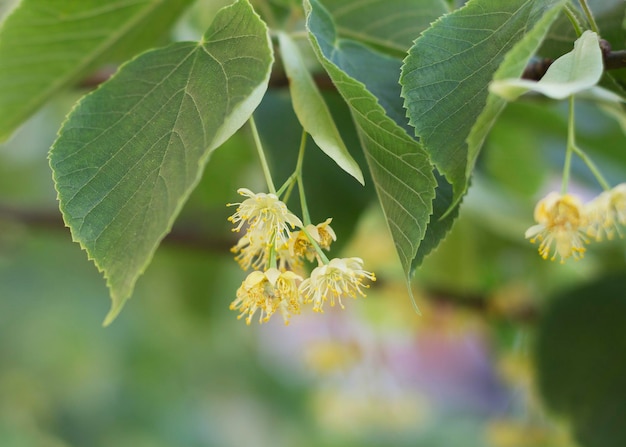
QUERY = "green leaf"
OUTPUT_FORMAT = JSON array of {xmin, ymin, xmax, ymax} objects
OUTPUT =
[
  {"xmin": 0, "ymin": 0, "xmax": 195, "ymax": 143},
  {"xmin": 305, "ymin": 0, "xmax": 437, "ymax": 299},
  {"xmin": 490, "ymin": 31, "xmax": 603, "ymax": 100},
  {"xmin": 277, "ymin": 32, "xmax": 364, "ymax": 184},
  {"xmin": 320, "ymin": 0, "xmax": 449, "ymax": 53},
  {"xmin": 411, "ymin": 172, "xmax": 460, "ymax": 269},
  {"xmin": 401, "ymin": 0, "xmax": 568, "ymax": 205},
  {"xmin": 49, "ymin": 0, "xmax": 273, "ymax": 325},
  {"xmin": 536, "ymin": 273, "xmax": 626, "ymax": 447}
]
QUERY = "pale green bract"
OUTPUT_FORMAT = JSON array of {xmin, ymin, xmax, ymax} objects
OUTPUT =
[
  {"xmin": 49, "ymin": 0, "xmax": 273, "ymax": 325},
  {"xmin": 277, "ymin": 32, "xmax": 364, "ymax": 184},
  {"xmin": 490, "ymin": 31, "xmax": 622, "ymax": 101}
]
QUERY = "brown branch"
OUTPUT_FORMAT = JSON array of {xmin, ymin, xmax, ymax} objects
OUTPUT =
[
  {"xmin": 0, "ymin": 204, "xmax": 235, "ymax": 253},
  {"xmin": 605, "ymin": 50, "xmax": 626, "ymax": 71}
]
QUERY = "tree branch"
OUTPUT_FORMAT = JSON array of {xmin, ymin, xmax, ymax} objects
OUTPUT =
[{"xmin": 0, "ymin": 204, "xmax": 235, "ymax": 253}]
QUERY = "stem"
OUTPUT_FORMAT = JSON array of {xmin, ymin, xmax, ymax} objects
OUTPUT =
[
  {"xmin": 562, "ymin": 96, "xmax": 576, "ymax": 194},
  {"xmin": 578, "ymin": 0, "xmax": 600, "ymax": 34},
  {"xmin": 268, "ymin": 231, "xmax": 278, "ymax": 269},
  {"xmin": 563, "ymin": 4, "xmax": 583, "ymax": 36},
  {"xmin": 296, "ymin": 131, "xmax": 311, "ymax": 225},
  {"xmin": 248, "ymin": 116, "xmax": 276, "ymax": 194},
  {"xmin": 301, "ymin": 226, "xmax": 330, "ymax": 264},
  {"xmin": 571, "ymin": 146, "xmax": 611, "ymax": 191},
  {"xmin": 277, "ymin": 173, "xmax": 297, "ymax": 198},
  {"xmin": 564, "ymin": 96, "xmax": 611, "ymax": 191}
]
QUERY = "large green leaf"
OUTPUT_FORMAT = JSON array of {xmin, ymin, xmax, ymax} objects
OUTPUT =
[
  {"xmin": 305, "ymin": 0, "xmax": 437, "ymax": 297},
  {"xmin": 0, "ymin": 0, "xmax": 194, "ymax": 143},
  {"xmin": 536, "ymin": 273, "xmax": 626, "ymax": 447},
  {"xmin": 277, "ymin": 32, "xmax": 364, "ymax": 184},
  {"xmin": 49, "ymin": 0, "xmax": 273, "ymax": 325},
  {"xmin": 320, "ymin": 0, "xmax": 449, "ymax": 53},
  {"xmin": 401, "ymin": 0, "xmax": 568, "ymax": 205}
]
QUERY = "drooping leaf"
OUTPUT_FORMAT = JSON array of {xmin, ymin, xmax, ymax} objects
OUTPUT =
[
  {"xmin": 305, "ymin": 0, "xmax": 437, "ymax": 299},
  {"xmin": 401, "ymin": 0, "xmax": 568, "ymax": 205},
  {"xmin": 536, "ymin": 273, "xmax": 626, "ymax": 447},
  {"xmin": 320, "ymin": 0, "xmax": 449, "ymax": 53},
  {"xmin": 490, "ymin": 31, "xmax": 603, "ymax": 100},
  {"xmin": 277, "ymin": 32, "xmax": 364, "ymax": 184},
  {"xmin": 0, "ymin": 0, "xmax": 195, "ymax": 143},
  {"xmin": 49, "ymin": 0, "xmax": 273, "ymax": 325}
]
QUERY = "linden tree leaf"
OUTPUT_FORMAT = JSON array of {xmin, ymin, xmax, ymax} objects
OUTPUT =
[
  {"xmin": 49, "ymin": 0, "xmax": 273, "ymax": 325},
  {"xmin": 401, "ymin": 0, "xmax": 568, "ymax": 206},
  {"xmin": 320, "ymin": 0, "xmax": 449, "ymax": 53},
  {"xmin": 0, "ymin": 0, "xmax": 194, "ymax": 143},
  {"xmin": 305, "ymin": 0, "xmax": 437, "ymax": 303},
  {"xmin": 490, "ymin": 31, "xmax": 603, "ymax": 100},
  {"xmin": 277, "ymin": 32, "xmax": 364, "ymax": 184},
  {"xmin": 411, "ymin": 172, "xmax": 460, "ymax": 270}
]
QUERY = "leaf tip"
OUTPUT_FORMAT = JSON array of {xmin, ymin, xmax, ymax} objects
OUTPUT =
[
  {"xmin": 102, "ymin": 296, "xmax": 127, "ymax": 327},
  {"xmin": 407, "ymin": 281, "xmax": 422, "ymax": 316}
]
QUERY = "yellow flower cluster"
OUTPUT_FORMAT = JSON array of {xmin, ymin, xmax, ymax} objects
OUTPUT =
[
  {"xmin": 526, "ymin": 184, "xmax": 626, "ymax": 262},
  {"xmin": 228, "ymin": 188, "xmax": 376, "ymax": 325}
]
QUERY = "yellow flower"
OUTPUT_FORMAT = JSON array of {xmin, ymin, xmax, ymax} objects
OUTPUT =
[
  {"xmin": 585, "ymin": 183, "xmax": 626, "ymax": 241},
  {"xmin": 299, "ymin": 257, "xmax": 376, "ymax": 312},
  {"xmin": 228, "ymin": 188, "xmax": 302, "ymax": 244},
  {"xmin": 525, "ymin": 192, "xmax": 588, "ymax": 262},
  {"xmin": 289, "ymin": 218, "xmax": 337, "ymax": 263},
  {"xmin": 228, "ymin": 188, "xmax": 302, "ymax": 271},
  {"xmin": 230, "ymin": 268, "xmax": 303, "ymax": 325},
  {"xmin": 231, "ymin": 232, "xmax": 270, "ymax": 271}
]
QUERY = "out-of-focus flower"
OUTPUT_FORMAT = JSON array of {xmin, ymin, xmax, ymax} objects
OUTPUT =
[
  {"xmin": 585, "ymin": 183, "xmax": 626, "ymax": 241},
  {"xmin": 525, "ymin": 192, "xmax": 588, "ymax": 263},
  {"xmin": 230, "ymin": 268, "xmax": 303, "ymax": 325},
  {"xmin": 299, "ymin": 257, "xmax": 376, "ymax": 312}
]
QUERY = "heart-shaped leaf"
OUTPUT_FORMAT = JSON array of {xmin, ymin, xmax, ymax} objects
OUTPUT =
[{"xmin": 49, "ymin": 0, "xmax": 273, "ymax": 325}]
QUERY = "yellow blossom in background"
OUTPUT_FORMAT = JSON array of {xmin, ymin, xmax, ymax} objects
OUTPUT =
[
  {"xmin": 230, "ymin": 268, "xmax": 303, "ymax": 325},
  {"xmin": 299, "ymin": 257, "xmax": 376, "ymax": 312},
  {"xmin": 585, "ymin": 183, "xmax": 626, "ymax": 240},
  {"xmin": 525, "ymin": 192, "xmax": 588, "ymax": 262}
]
